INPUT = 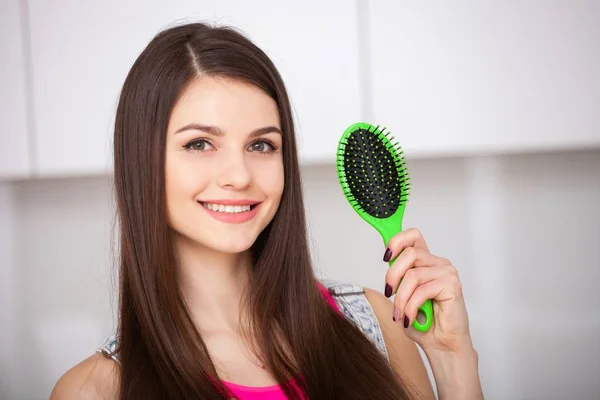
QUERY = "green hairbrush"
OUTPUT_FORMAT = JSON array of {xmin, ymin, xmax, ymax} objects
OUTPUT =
[{"xmin": 336, "ymin": 122, "xmax": 433, "ymax": 332}]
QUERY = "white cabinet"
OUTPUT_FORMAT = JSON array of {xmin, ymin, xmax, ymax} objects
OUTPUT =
[
  {"xmin": 0, "ymin": 0, "xmax": 31, "ymax": 180},
  {"xmin": 27, "ymin": 0, "xmax": 361, "ymax": 176},
  {"xmin": 368, "ymin": 1, "xmax": 600, "ymax": 158}
]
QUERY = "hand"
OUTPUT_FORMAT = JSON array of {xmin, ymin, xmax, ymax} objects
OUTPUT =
[{"xmin": 383, "ymin": 228, "xmax": 474, "ymax": 355}]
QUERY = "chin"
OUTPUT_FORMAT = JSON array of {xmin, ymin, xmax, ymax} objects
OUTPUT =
[
  {"xmin": 191, "ymin": 229, "xmax": 259, "ymax": 255},
  {"xmin": 212, "ymin": 238, "xmax": 255, "ymax": 254},
  {"xmin": 171, "ymin": 212, "xmax": 272, "ymax": 255}
]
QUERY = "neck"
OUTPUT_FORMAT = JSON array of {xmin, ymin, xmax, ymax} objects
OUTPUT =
[{"xmin": 173, "ymin": 233, "xmax": 253, "ymax": 333}]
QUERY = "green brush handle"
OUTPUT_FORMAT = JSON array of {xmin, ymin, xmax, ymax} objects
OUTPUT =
[{"xmin": 380, "ymin": 221, "xmax": 434, "ymax": 333}]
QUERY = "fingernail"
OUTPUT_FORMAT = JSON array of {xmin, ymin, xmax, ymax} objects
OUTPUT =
[
  {"xmin": 403, "ymin": 315, "xmax": 410, "ymax": 329},
  {"xmin": 383, "ymin": 248, "xmax": 392, "ymax": 262},
  {"xmin": 384, "ymin": 284, "xmax": 392, "ymax": 298},
  {"xmin": 393, "ymin": 308, "xmax": 400, "ymax": 322}
]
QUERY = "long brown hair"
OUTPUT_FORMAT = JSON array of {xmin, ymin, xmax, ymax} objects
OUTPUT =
[{"xmin": 112, "ymin": 22, "xmax": 413, "ymax": 399}]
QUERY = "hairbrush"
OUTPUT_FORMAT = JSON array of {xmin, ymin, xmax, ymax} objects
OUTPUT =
[{"xmin": 336, "ymin": 122, "xmax": 433, "ymax": 332}]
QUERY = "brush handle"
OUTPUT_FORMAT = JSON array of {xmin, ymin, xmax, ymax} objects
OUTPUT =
[
  {"xmin": 382, "ymin": 228, "xmax": 434, "ymax": 332},
  {"xmin": 415, "ymin": 298, "xmax": 434, "ymax": 332},
  {"xmin": 387, "ymin": 261, "xmax": 434, "ymax": 332}
]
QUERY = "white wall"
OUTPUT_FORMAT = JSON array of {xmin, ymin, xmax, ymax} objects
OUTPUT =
[
  {"xmin": 0, "ymin": 183, "xmax": 20, "ymax": 399},
  {"xmin": 1, "ymin": 149, "xmax": 599, "ymax": 399},
  {"xmin": 1, "ymin": 177, "xmax": 118, "ymax": 399}
]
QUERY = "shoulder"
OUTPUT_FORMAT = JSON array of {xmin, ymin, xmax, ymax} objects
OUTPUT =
[
  {"xmin": 363, "ymin": 287, "xmax": 436, "ymax": 399},
  {"xmin": 50, "ymin": 352, "xmax": 119, "ymax": 400}
]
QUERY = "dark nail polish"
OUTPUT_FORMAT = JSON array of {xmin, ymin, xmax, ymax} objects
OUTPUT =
[
  {"xmin": 383, "ymin": 248, "xmax": 392, "ymax": 262},
  {"xmin": 403, "ymin": 315, "xmax": 410, "ymax": 329},
  {"xmin": 384, "ymin": 284, "xmax": 392, "ymax": 298}
]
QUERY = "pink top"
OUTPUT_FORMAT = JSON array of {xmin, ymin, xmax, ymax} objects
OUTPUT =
[{"xmin": 221, "ymin": 283, "xmax": 338, "ymax": 399}]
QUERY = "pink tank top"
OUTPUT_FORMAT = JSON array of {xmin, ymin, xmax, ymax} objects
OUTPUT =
[{"xmin": 221, "ymin": 283, "xmax": 338, "ymax": 399}]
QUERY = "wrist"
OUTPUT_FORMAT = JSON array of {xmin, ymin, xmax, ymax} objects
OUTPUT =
[
  {"xmin": 425, "ymin": 334, "xmax": 475, "ymax": 356},
  {"xmin": 425, "ymin": 345, "xmax": 483, "ymax": 400}
]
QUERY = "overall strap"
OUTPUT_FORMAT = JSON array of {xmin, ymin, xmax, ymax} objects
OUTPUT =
[{"xmin": 320, "ymin": 279, "xmax": 390, "ymax": 363}]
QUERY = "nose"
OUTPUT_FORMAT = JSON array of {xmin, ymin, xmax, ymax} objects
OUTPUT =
[{"xmin": 215, "ymin": 150, "xmax": 251, "ymax": 190}]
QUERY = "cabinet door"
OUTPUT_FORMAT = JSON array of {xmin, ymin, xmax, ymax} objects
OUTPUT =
[
  {"xmin": 0, "ymin": 0, "xmax": 30, "ymax": 180},
  {"xmin": 368, "ymin": 1, "xmax": 600, "ymax": 158},
  {"xmin": 27, "ymin": 0, "xmax": 361, "ymax": 176}
]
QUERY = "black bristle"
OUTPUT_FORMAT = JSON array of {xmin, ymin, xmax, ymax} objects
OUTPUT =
[{"xmin": 342, "ymin": 126, "xmax": 406, "ymax": 218}]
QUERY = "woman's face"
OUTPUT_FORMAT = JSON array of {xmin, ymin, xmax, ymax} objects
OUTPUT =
[{"xmin": 165, "ymin": 76, "xmax": 284, "ymax": 254}]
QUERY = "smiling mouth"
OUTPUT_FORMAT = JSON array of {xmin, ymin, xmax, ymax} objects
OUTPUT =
[{"xmin": 198, "ymin": 202, "xmax": 259, "ymax": 214}]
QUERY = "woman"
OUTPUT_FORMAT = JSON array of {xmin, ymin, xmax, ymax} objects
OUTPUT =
[{"xmin": 51, "ymin": 22, "xmax": 483, "ymax": 399}]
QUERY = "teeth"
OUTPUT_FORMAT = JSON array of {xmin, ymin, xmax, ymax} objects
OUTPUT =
[{"xmin": 201, "ymin": 202, "xmax": 252, "ymax": 213}]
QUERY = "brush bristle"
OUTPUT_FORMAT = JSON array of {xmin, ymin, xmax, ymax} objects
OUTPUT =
[{"xmin": 337, "ymin": 124, "xmax": 410, "ymax": 218}]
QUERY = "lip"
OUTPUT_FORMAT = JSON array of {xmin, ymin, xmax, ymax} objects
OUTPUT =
[
  {"xmin": 199, "ymin": 199, "xmax": 261, "ymax": 206},
  {"xmin": 197, "ymin": 201, "xmax": 262, "ymax": 224}
]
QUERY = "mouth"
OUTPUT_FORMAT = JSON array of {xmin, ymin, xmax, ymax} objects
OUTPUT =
[
  {"xmin": 197, "ymin": 200, "xmax": 262, "ymax": 224},
  {"xmin": 197, "ymin": 201, "xmax": 260, "ymax": 214}
]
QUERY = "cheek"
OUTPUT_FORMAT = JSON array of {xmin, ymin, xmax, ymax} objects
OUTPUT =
[
  {"xmin": 254, "ymin": 160, "xmax": 284, "ymax": 199},
  {"xmin": 165, "ymin": 155, "xmax": 209, "ymax": 204}
]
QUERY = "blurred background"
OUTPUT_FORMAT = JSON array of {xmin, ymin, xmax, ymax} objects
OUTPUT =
[{"xmin": 1, "ymin": 1, "xmax": 599, "ymax": 399}]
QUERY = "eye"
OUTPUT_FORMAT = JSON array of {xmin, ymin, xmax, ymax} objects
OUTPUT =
[
  {"xmin": 248, "ymin": 140, "xmax": 277, "ymax": 154},
  {"xmin": 183, "ymin": 139, "xmax": 214, "ymax": 152}
]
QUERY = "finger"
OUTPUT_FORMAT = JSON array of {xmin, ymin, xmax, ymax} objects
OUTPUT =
[
  {"xmin": 403, "ymin": 279, "xmax": 444, "ymax": 328},
  {"xmin": 403, "ymin": 268, "xmax": 462, "ymax": 327},
  {"xmin": 385, "ymin": 228, "xmax": 430, "ymax": 262},
  {"xmin": 385, "ymin": 247, "xmax": 449, "ymax": 297},
  {"xmin": 393, "ymin": 266, "xmax": 446, "ymax": 321}
]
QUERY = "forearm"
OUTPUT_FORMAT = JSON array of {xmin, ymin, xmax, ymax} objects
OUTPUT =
[{"xmin": 425, "ymin": 345, "xmax": 483, "ymax": 400}]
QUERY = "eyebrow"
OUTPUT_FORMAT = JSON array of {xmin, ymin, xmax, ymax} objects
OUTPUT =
[{"xmin": 174, "ymin": 123, "xmax": 282, "ymax": 137}]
